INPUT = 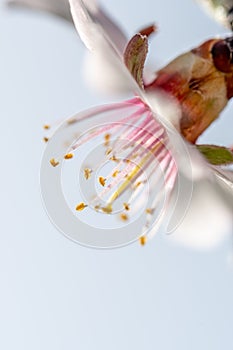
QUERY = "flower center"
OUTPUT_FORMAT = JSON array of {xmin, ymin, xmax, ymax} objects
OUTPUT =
[{"xmin": 50, "ymin": 97, "xmax": 178, "ymax": 242}]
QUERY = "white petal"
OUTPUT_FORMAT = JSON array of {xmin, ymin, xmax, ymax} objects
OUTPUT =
[
  {"xmin": 83, "ymin": 51, "xmax": 135, "ymax": 94},
  {"xmin": 69, "ymin": 0, "xmax": 140, "ymax": 95},
  {"xmin": 168, "ymin": 177, "xmax": 233, "ymax": 250},
  {"xmin": 7, "ymin": 0, "xmax": 72, "ymax": 21},
  {"xmin": 143, "ymin": 90, "xmax": 182, "ymax": 130},
  {"xmin": 143, "ymin": 90, "xmax": 210, "ymax": 180},
  {"xmin": 213, "ymin": 167, "xmax": 233, "ymax": 193},
  {"xmin": 81, "ymin": 0, "xmax": 127, "ymax": 53},
  {"xmin": 69, "ymin": 0, "xmax": 121, "ymax": 52},
  {"xmin": 178, "ymin": 142, "xmax": 210, "ymax": 180}
]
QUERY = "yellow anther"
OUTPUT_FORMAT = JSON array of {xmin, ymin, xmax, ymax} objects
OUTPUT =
[
  {"xmin": 139, "ymin": 236, "xmax": 147, "ymax": 246},
  {"xmin": 109, "ymin": 165, "xmax": 141, "ymax": 204},
  {"xmin": 132, "ymin": 153, "xmax": 138, "ymax": 159},
  {"xmin": 67, "ymin": 118, "xmax": 76, "ymax": 125},
  {"xmin": 101, "ymin": 205, "xmax": 112, "ymax": 214},
  {"xmin": 123, "ymin": 203, "xmax": 130, "ymax": 211},
  {"xmin": 134, "ymin": 181, "xmax": 142, "ymax": 189},
  {"xmin": 43, "ymin": 137, "xmax": 49, "ymax": 142},
  {"xmin": 105, "ymin": 148, "xmax": 112, "ymax": 155},
  {"xmin": 104, "ymin": 133, "xmax": 111, "ymax": 142},
  {"xmin": 75, "ymin": 202, "xmax": 87, "ymax": 211},
  {"xmin": 120, "ymin": 213, "xmax": 128, "ymax": 221},
  {"xmin": 99, "ymin": 176, "xmax": 106, "ymax": 187},
  {"xmin": 110, "ymin": 155, "xmax": 118, "ymax": 162},
  {"xmin": 50, "ymin": 158, "xmax": 59, "ymax": 167},
  {"xmin": 43, "ymin": 124, "xmax": 50, "ymax": 130},
  {"xmin": 84, "ymin": 168, "xmax": 92, "ymax": 180},
  {"xmin": 107, "ymin": 143, "xmax": 161, "ymax": 207},
  {"xmin": 146, "ymin": 208, "xmax": 154, "ymax": 215},
  {"xmin": 64, "ymin": 153, "xmax": 73, "ymax": 160},
  {"xmin": 112, "ymin": 170, "xmax": 119, "ymax": 178}
]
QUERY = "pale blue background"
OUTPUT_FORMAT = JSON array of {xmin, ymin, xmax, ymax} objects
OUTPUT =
[{"xmin": 0, "ymin": 0, "xmax": 233, "ymax": 349}]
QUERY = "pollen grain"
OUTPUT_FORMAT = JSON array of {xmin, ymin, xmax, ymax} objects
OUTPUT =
[
  {"xmin": 84, "ymin": 168, "xmax": 92, "ymax": 180},
  {"xmin": 146, "ymin": 208, "xmax": 154, "ymax": 215},
  {"xmin": 50, "ymin": 158, "xmax": 59, "ymax": 167},
  {"xmin": 104, "ymin": 133, "xmax": 111, "ymax": 146},
  {"xmin": 139, "ymin": 236, "xmax": 147, "ymax": 246},
  {"xmin": 112, "ymin": 170, "xmax": 119, "ymax": 178},
  {"xmin": 110, "ymin": 155, "xmax": 119, "ymax": 162},
  {"xmin": 76, "ymin": 202, "xmax": 87, "ymax": 211},
  {"xmin": 99, "ymin": 176, "xmax": 106, "ymax": 187},
  {"xmin": 64, "ymin": 153, "xmax": 74, "ymax": 160},
  {"xmin": 120, "ymin": 213, "xmax": 128, "ymax": 221},
  {"xmin": 105, "ymin": 148, "xmax": 112, "ymax": 155},
  {"xmin": 101, "ymin": 205, "xmax": 113, "ymax": 214},
  {"xmin": 123, "ymin": 203, "xmax": 130, "ymax": 211}
]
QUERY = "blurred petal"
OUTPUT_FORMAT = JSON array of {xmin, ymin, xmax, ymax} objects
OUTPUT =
[
  {"xmin": 69, "ymin": 0, "xmax": 127, "ymax": 52},
  {"xmin": 144, "ymin": 91, "xmax": 210, "ymax": 180},
  {"xmin": 81, "ymin": 0, "xmax": 127, "ymax": 53},
  {"xmin": 83, "ymin": 52, "xmax": 136, "ymax": 94},
  {"xmin": 69, "ymin": 0, "xmax": 139, "ymax": 94},
  {"xmin": 8, "ymin": 0, "xmax": 128, "ymax": 51},
  {"xmin": 179, "ymin": 143, "xmax": 210, "ymax": 180},
  {"xmin": 146, "ymin": 90, "xmax": 232, "ymax": 244},
  {"xmin": 8, "ymin": 0, "xmax": 132, "ymax": 94},
  {"xmin": 170, "ymin": 177, "xmax": 233, "ymax": 250},
  {"xmin": 214, "ymin": 167, "xmax": 233, "ymax": 192},
  {"xmin": 196, "ymin": 0, "xmax": 233, "ymax": 29},
  {"xmin": 143, "ymin": 90, "xmax": 182, "ymax": 131},
  {"xmin": 7, "ymin": 0, "xmax": 72, "ymax": 21}
]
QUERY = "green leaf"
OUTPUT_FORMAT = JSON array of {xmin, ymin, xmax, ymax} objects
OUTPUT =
[
  {"xmin": 124, "ymin": 33, "xmax": 148, "ymax": 89},
  {"xmin": 197, "ymin": 144, "xmax": 233, "ymax": 165}
]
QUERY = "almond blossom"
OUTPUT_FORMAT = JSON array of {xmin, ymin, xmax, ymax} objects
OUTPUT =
[{"xmin": 10, "ymin": 0, "xmax": 233, "ymax": 248}]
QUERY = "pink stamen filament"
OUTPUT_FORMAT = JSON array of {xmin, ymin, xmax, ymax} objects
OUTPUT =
[{"xmin": 68, "ymin": 98, "xmax": 178, "ymax": 235}]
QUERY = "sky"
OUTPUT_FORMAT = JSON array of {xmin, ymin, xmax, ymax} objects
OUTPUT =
[{"xmin": 0, "ymin": 0, "xmax": 233, "ymax": 349}]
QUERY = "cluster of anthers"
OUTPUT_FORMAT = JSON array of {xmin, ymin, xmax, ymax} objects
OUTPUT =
[{"xmin": 44, "ymin": 95, "xmax": 178, "ymax": 246}]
